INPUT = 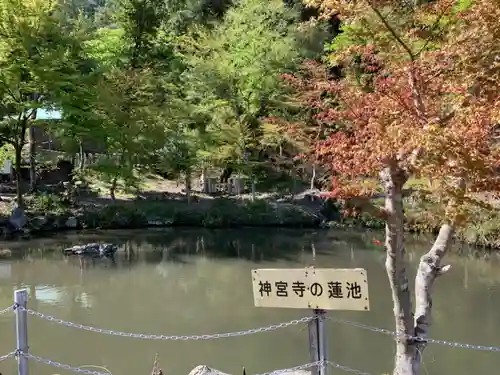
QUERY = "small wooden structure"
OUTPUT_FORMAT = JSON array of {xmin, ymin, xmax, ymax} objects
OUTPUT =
[{"xmin": 202, "ymin": 177, "xmax": 246, "ymax": 195}]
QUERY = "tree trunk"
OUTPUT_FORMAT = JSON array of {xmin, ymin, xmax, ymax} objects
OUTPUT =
[
  {"xmin": 185, "ymin": 171, "xmax": 192, "ymax": 204},
  {"xmin": 110, "ymin": 176, "xmax": 117, "ymax": 201},
  {"xmin": 310, "ymin": 164, "xmax": 316, "ymax": 191},
  {"xmin": 412, "ymin": 223, "xmax": 454, "ymax": 374},
  {"xmin": 28, "ymin": 126, "xmax": 36, "ymax": 192},
  {"xmin": 382, "ymin": 162, "xmax": 459, "ymax": 375},
  {"xmin": 380, "ymin": 165, "xmax": 415, "ymax": 375},
  {"xmin": 14, "ymin": 144, "xmax": 23, "ymax": 208},
  {"xmin": 200, "ymin": 166, "xmax": 208, "ymax": 193},
  {"xmin": 79, "ymin": 141, "xmax": 85, "ymax": 170}
]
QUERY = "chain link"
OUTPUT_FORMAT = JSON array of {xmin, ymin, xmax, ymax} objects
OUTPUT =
[
  {"xmin": 424, "ymin": 338, "xmax": 500, "ymax": 352},
  {"xmin": 23, "ymin": 355, "xmax": 371, "ymax": 375},
  {"xmin": 327, "ymin": 316, "xmax": 500, "ymax": 352},
  {"xmin": 327, "ymin": 316, "xmax": 395, "ymax": 337},
  {"xmin": 327, "ymin": 361, "xmax": 372, "ymax": 375},
  {"xmin": 256, "ymin": 360, "xmax": 324, "ymax": 375},
  {"xmin": 21, "ymin": 353, "xmax": 111, "ymax": 375},
  {"xmin": 0, "ymin": 305, "xmax": 14, "ymax": 316},
  {"xmin": 0, "ymin": 352, "xmax": 15, "ymax": 362},
  {"xmin": 18, "ymin": 307, "xmax": 314, "ymax": 340}
]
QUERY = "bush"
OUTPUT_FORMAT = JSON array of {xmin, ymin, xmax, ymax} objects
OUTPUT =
[{"xmin": 25, "ymin": 193, "xmax": 69, "ymax": 215}]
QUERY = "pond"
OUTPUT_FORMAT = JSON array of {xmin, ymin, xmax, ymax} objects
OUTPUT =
[{"xmin": 0, "ymin": 228, "xmax": 499, "ymax": 375}]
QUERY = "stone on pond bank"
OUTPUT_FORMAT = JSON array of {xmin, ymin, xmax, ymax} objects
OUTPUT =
[
  {"xmin": 65, "ymin": 216, "xmax": 78, "ymax": 228},
  {"xmin": 2, "ymin": 192, "xmax": 499, "ymax": 250},
  {"xmin": 0, "ymin": 196, "xmax": 333, "ymax": 240},
  {"xmin": 188, "ymin": 365, "xmax": 311, "ymax": 375}
]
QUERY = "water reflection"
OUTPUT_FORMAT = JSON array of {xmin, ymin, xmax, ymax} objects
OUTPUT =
[{"xmin": 0, "ymin": 228, "xmax": 498, "ymax": 375}]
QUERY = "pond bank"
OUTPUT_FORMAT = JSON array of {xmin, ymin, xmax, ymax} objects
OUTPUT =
[
  {"xmin": 0, "ymin": 195, "xmax": 327, "ymax": 239},
  {"xmin": 0, "ymin": 193, "xmax": 499, "ymax": 250}
]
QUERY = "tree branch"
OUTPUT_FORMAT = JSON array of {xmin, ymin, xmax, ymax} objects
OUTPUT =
[
  {"xmin": 412, "ymin": 223, "xmax": 454, "ymax": 374},
  {"xmin": 365, "ymin": 2, "xmax": 414, "ymax": 60},
  {"xmin": 344, "ymin": 195, "xmax": 389, "ymax": 220},
  {"xmin": 415, "ymin": 6, "xmax": 451, "ymax": 57},
  {"xmin": 412, "ymin": 175, "xmax": 465, "ymax": 373}
]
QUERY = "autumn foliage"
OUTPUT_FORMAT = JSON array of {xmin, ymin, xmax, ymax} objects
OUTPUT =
[
  {"xmin": 283, "ymin": 0, "xmax": 500, "ymax": 217},
  {"xmin": 281, "ymin": 2, "xmax": 500, "ymax": 373}
]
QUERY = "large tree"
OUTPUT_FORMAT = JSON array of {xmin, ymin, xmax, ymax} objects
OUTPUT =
[
  {"xmin": 0, "ymin": 0, "xmax": 89, "ymax": 206},
  {"xmin": 179, "ymin": 0, "xmax": 307, "ymax": 182},
  {"xmin": 283, "ymin": 0, "xmax": 500, "ymax": 374}
]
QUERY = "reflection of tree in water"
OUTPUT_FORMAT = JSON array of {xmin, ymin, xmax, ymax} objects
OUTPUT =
[
  {"xmin": 9, "ymin": 228, "xmax": 335, "ymax": 268},
  {"xmin": 115, "ymin": 229, "xmax": 314, "ymax": 267},
  {"xmin": 14, "ymin": 228, "xmax": 494, "ymax": 274}
]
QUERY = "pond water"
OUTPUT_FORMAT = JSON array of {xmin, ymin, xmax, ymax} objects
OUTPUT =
[{"xmin": 0, "ymin": 228, "xmax": 499, "ymax": 375}]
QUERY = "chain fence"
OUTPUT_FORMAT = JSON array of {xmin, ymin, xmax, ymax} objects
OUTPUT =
[
  {"xmin": 0, "ymin": 351, "xmax": 15, "ymax": 362},
  {"xmin": 3, "ymin": 354, "xmax": 371, "ymax": 375},
  {"xmin": 255, "ymin": 360, "xmax": 324, "ymax": 375},
  {"xmin": 326, "ymin": 316, "xmax": 500, "ymax": 353},
  {"xmin": 327, "ymin": 361, "xmax": 371, "ymax": 375},
  {"xmin": 0, "ymin": 305, "xmax": 14, "ymax": 315},
  {"xmin": 11, "ymin": 305, "xmax": 500, "ymax": 352},
  {"xmin": 1, "ymin": 304, "xmax": 500, "ymax": 375},
  {"xmin": 14, "ymin": 306, "xmax": 313, "ymax": 340}
]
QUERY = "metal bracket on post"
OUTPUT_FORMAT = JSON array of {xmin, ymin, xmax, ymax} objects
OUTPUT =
[
  {"xmin": 308, "ymin": 309, "xmax": 327, "ymax": 375},
  {"xmin": 14, "ymin": 289, "xmax": 29, "ymax": 375}
]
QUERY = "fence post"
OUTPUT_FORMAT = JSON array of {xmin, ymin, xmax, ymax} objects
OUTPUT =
[
  {"xmin": 14, "ymin": 289, "xmax": 29, "ymax": 375},
  {"xmin": 308, "ymin": 309, "xmax": 327, "ymax": 375}
]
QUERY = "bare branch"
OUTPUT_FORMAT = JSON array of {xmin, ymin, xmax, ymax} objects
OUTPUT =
[
  {"xmin": 365, "ymin": 2, "xmax": 414, "ymax": 60},
  {"xmin": 415, "ymin": 5, "xmax": 452, "ymax": 57}
]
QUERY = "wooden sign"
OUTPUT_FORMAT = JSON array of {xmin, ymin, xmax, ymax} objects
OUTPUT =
[{"xmin": 251, "ymin": 268, "xmax": 369, "ymax": 311}]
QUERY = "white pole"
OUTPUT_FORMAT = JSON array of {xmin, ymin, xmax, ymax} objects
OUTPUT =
[{"xmin": 14, "ymin": 289, "xmax": 29, "ymax": 375}]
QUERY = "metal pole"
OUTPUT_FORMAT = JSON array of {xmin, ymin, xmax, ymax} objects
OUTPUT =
[
  {"xmin": 309, "ymin": 309, "xmax": 327, "ymax": 375},
  {"xmin": 14, "ymin": 289, "xmax": 29, "ymax": 375},
  {"xmin": 308, "ymin": 310, "xmax": 319, "ymax": 375},
  {"xmin": 317, "ymin": 309, "xmax": 327, "ymax": 375}
]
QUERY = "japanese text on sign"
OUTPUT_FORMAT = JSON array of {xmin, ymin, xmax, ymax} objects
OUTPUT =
[{"xmin": 251, "ymin": 268, "xmax": 369, "ymax": 311}]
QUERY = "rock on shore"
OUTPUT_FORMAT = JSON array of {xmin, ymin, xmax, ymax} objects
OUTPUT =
[
  {"xmin": 0, "ymin": 195, "xmax": 339, "ymax": 240},
  {"xmin": 188, "ymin": 365, "xmax": 311, "ymax": 375}
]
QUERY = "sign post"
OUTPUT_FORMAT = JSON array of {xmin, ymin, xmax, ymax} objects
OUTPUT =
[{"xmin": 251, "ymin": 267, "xmax": 370, "ymax": 375}]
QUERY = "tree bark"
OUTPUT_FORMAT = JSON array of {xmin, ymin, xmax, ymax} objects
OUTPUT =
[
  {"xmin": 185, "ymin": 171, "xmax": 192, "ymax": 204},
  {"xmin": 200, "ymin": 166, "xmax": 208, "ymax": 193},
  {"xmin": 28, "ymin": 126, "xmax": 36, "ymax": 192},
  {"xmin": 14, "ymin": 119, "xmax": 27, "ymax": 208},
  {"xmin": 412, "ymin": 223, "xmax": 454, "ymax": 374},
  {"xmin": 310, "ymin": 164, "xmax": 316, "ymax": 191},
  {"xmin": 14, "ymin": 143, "xmax": 23, "ymax": 208},
  {"xmin": 382, "ymin": 160, "xmax": 460, "ymax": 375},
  {"xmin": 110, "ymin": 176, "xmax": 117, "ymax": 201},
  {"xmin": 381, "ymin": 164, "xmax": 414, "ymax": 375},
  {"xmin": 79, "ymin": 141, "xmax": 85, "ymax": 170}
]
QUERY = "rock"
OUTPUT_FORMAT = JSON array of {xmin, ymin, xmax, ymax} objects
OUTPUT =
[
  {"xmin": 188, "ymin": 366, "xmax": 231, "ymax": 375},
  {"xmin": 188, "ymin": 366, "xmax": 311, "ymax": 375},
  {"xmin": 31, "ymin": 216, "xmax": 49, "ymax": 229},
  {"xmin": 8, "ymin": 205, "xmax": 27, "ymax": 230},
  {"xmin": 65, "ymin": 216, "xmax": 78, "ymax": 228},
  {"xmin": 147, "ymin": 217, "xmax": 174, "ymax": 226},
  {"xmin": 20, "ymin": 228, "xmax": 31, "ymax": 239},
  {"xmin": 63, "ymin": 242, "xmax": 118, "ymax": 257}
]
